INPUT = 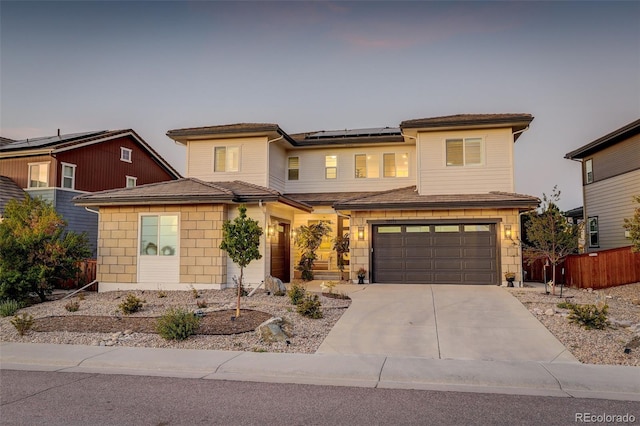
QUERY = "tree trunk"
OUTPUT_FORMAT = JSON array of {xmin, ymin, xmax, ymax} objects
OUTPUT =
[{"xmin": 236, "ymin": 268, "xmax": 243, "ymax": 318}]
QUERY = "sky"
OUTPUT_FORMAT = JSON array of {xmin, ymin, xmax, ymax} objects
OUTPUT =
[{"xmin": 1, "ymin": 1, "xmax": 638, "ymax": 210}]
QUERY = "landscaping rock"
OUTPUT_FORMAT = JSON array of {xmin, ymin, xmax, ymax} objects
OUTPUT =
[
  {"xmin": 264, "ymin": 275, "xmax": 287, "ymax": 295},
  {"xmin": 545, "ymin": 308, "xmax": 555, "ymax": 316},
  {"xmin": 256, "ymin": 317, "xmax": 293, "ymax": 343}
]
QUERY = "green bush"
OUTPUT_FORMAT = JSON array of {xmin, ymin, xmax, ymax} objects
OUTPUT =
[
  {"xmin": 568, "ymin": 304, "xmax": 609, "ymax": 330},
  {"xmin": 0, "ymin": 299, "xmax": 21, "ymax": 317},
  {"xmin": 288, "ymin": 281, "xmax": 307, "ymax": 306},
  {"xmin": 156, "ymin": 308, "xmax": 201, "ymax": 340},
  {"xmin": 65, "ymin": 300, "xmax": 80, "ymax": 312},
  {"xmin": 297, "ymin": 294, "xmax": 323, "ymax": 319},
  {"xmin": 556, "ymin": 301, "xmax": 576, "ymax": 310},
  {"xmin": 10, "ymin": 313, "xmax": 34, "ymax": 335},
  {"xmin": 119, "ymin": 294, "xmax": 145, "ymax": 315}
]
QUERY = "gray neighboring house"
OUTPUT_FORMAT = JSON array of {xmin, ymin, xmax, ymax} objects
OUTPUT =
[
  {"xmin": 565, "ymin": 118, "xmax": 640, "ymax": 251},
  {"xmin": 0, "ymin": 176, "xmax": 27, "ymax": 220}
]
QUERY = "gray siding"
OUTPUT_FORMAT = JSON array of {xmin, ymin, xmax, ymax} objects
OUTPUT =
[
  {"xmin": 54, "ymin": 189, "xmax": 98, "ymax": 256},
  {"xmin": 584, "ymin": 170, "xmax": 640, "ymax": 251},
  {"xmin": 587, "ymin": 134, "xmax": 640, "ymax": 184}
]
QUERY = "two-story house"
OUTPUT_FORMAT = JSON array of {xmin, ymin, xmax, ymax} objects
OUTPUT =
[
  {"xmin": 74, "ymin": 114, "xmax": 539, "ymax": 292},
  {"xmin": 565, "ymin": 118, "xmax": 640, "ymax": 251},
  {"xmin": 0, "ymin": 129, "xmax": 181, "ymax": 254}
]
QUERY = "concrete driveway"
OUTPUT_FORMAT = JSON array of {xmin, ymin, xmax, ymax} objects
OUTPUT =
[{"xmin": 316, "ymin": 284, "xmax": 578, "ymax": 363}]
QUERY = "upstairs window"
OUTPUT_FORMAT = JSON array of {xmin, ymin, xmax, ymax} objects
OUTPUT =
[
  {"xmin": 588, "ymin": 217, "xmax": 599, "ymax": 247},
  {"xmin": 446, "ymin": 138, "xmax": 482, "ymax": 166},
  {"xmin": 214, "ymin": 146, "xmax": 240, "ymax": 172},
  {"xmin": 325, "ymin": 155, "xmax": 337, "ymax": 179},
  {"xmin": 126, "ymin": 176, "xmax": 137, "ymax": 188},
  {"xmin": 288, "ymin": 157, "xmax": 299, "ymax": 180},
  {"xmin": 585, "ymin": 159, "xmax": 593, "ymax": 184},
  {"xmin": 120, "ymin": 147, "xmax": 132, "ymax": 163},
  {"xmin": 61, "ymin": 163, "xmax": 76, "ymax": 189},
  {"xmin": 354, "ymin": 154, "xmax": 379, "ymax": 178},
  {"xmin": 28, "ymin": 163, "xmax": 49, "ymax": 188},
  {"xmin": 383, "ymin": 153, "xmax": 409, "ymax": 178}
]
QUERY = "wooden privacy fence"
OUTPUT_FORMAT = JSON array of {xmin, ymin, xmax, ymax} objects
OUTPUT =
[
  {"xmin": 564, "ymin": 247, "xmax": 640, "ymax": 289},
  {"xmin": 58, "ymin": 259, "xmax": 97, "ymax": 291}
]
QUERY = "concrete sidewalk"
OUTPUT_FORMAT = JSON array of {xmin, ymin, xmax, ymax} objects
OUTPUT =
[{"xmin": 1, "ymin": 342, "xmax": 638, "ymax": 402}]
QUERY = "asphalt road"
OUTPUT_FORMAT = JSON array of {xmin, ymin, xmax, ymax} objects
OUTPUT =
[{"xmin": 1, "ymin": 370, "xmax": 638, "ymax": 426}]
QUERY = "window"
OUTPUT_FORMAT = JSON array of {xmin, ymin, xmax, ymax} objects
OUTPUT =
[
  {"xmin": 214, "ymin": 146, "xmax": 240, "ymax": 172},
  {"xmin": 354, "ymin": 154, "xmax": 379, "ymax": 178},
  {"xmin": 325, "ymin": 155, "xmax": 337, "ymax": 179},
  {"xmin": 446, "ymin": 138, "xmax": 482, "ymax": 166},
  {"xmin": 61, "ymin": 163, "xmax": 76, "ymax": 189},
  {"xmin": 288, "ymin": 157, "xmax": 299, "ymax": 180},
  {"xmin": 140, "ymin": 215, "xmax": 178, "ymax": 256},
  {"xmin": 120, "ymin": 147, "xmax": 132, "ymax": 163},
  {"xmin": 126, "ymin": 176, "xmax": 137, "ymax": 188},
  {"xmin": 383, "ymin": 153, "xmax": 409, "ymax": 178},
  {"xmin": 28, "ymin": 163, "xmax": 49, "ymax": 188},
  {"xmin": 585, "ymin": 159, "xmax": 593, "ymax": 184},
  {"xmin": 588, "ymin": 217, "xmax": 599, "ymax": 247}
]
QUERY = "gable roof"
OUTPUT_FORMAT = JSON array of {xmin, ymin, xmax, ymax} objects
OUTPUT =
[
  {"xmin": 0, "ymin": 176, "xmax": 26, "ymax": 216},
  {"xmin": 332, "ymin": 186, "xmax": 539, "ymax": 210},
  {"xmin": 0, "ymin": 129, "xmax": 181, "ymax": 179},
  {"xmin": 72, "ymin": 178, "xmax": 312, "ymax": 212},
  {"xmin": 565, "ymin": 118, "xmax": 640, "ymax": 159}
]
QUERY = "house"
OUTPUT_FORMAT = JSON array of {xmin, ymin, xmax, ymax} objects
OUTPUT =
[
  {"xmin": 565, "ymin": 119, "xmax": 640, "ymax": 251},
  {"xmin": 73, "ymin": 114, "xmax": 539, "ymax": 292},
  {"xmin": 0, "ymin": 129, "xmax": 181, "ymax": 254}
]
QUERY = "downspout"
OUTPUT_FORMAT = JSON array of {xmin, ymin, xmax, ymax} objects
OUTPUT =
[{"xmin": 401, "ymin": 132, "xmax": 419, "ymax": 193}]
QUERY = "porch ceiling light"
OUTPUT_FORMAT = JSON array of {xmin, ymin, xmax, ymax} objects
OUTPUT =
[{"xmin": 357, "ymin": 226, "xmax": 365, "ymax": 240}]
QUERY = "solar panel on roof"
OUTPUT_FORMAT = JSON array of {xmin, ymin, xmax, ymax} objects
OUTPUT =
[
  {"xmin": 306, "ymin": 127, "xmax": 401, "ymax": 139},
  {"xmin": 0, "ymin": 131, "xmax": 107, "ymax": 151}
]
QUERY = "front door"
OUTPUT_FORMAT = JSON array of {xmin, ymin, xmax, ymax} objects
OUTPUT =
[{"xmin": 270, "ymin": 222, "xmax": 290, "ymax": 283}]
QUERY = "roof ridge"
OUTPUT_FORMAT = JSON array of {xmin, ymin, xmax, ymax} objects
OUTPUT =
[
  {"xmin": 231, "ymin": 180, "xmax": 281, "ymax": 195},
  {"xmin": 341, "ymin": 186, "xmax": 417, "ymax": 202},
  {"xmin": 196, "ymin": 179, "xmax": 236, "ymax": 195}
]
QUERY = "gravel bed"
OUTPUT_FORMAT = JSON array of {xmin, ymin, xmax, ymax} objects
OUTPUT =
[
  {"xmin": 506, "ymin": 282, "xmax": 640, "ymax": 366},
  {"xmin": 0, "ymin": 288, "xmax": 350, "ymax": 353}
]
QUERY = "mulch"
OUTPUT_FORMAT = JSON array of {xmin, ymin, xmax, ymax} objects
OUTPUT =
[{"xmin": 32, "ymin": 309, "xmax": 272, "ymax": 335}]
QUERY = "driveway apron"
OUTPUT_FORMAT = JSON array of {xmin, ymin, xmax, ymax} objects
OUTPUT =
[{"xmin": 316, "ymin": 284, "xmax": 577, "ymax": 363}]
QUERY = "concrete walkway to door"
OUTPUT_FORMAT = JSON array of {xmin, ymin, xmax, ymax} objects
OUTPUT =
[{"xmin": 316, "ymin": 284, "xmax": 578, "ymax": 363}]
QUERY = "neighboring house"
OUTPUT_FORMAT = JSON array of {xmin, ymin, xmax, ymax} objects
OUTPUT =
[
  {"xmin": 0, "ymin": 129, "xmax": 181, "ymax": 254},
  {"xmin": 564, "ymin": 206, "xmax": 586, "ymax": 252},
  {"xmin": 565, "ymin": 119, "xmax": 640, "ymax": 251},
  {"xmin": 74, "ymin": 114, "xmax": 539, "ymax": 292},
  {"xmin": 0, "ymin": 175, "xmax": 26, "ymax": 220}
]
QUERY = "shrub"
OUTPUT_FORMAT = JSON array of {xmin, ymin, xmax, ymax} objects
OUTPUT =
[
  {"xmin": 197, "ymin": 300, "xmax": 208, "ymax": 309},
  {"xmin": 77, "ymin": 293, "xmax": 86, "ymax": 301},
  {"xmin": 0, "ymin": 299, "xmax": 20, "ymax": 317},
  {"xmin": 190, "ymin": 286, "xmax": 200, "ymax": 299},
  {"xmin": 157, "ymin": 291, "xmax": 167, "ymax": 298},
  {"xmin": 297, "ymin": 294, "xmax": 323, "ymax": 319},
  {"xmin": 65, "ymin": 300, "xmax": 80, "ymax": 312},
  {"xmin": 273, "ymin": 289, "xmax": 286, "ymax": 297},
  {"xmin": 568, "ymin": 304, "xmax": 609, "ymax": 330},
  {"xmin": 156, "ymin": 308, "xmax": 201, "ymax": 340},
  {"xmin": 119, "ymin": 294, "xmax": 144, "ymax": 315},
  {"xmin": 556, "ymin": 301, "xmax": 576, "ymax": 310},
  {"xmin": 10, "ymin": 313, "xmax": 34, "ymax": 335},
  {"xmin": 288, "ymin": 281, "xmax": 306, "ymax": 306}
]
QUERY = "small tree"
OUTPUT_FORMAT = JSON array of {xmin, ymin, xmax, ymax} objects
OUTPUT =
[
  {"xmin": 0, "ymin": 196, "xmax": 91, "ymax": 302},
  {"xmin": 219, "ymin": 205, "xmax": 263, "ymax": 318},
  {"xmin": 623, "ymin": 195, "xmax": 640, "ymax": 252},
  {"xmin": 523, "ymin": 186, "xmax": 581, "ymax": 295},
  {"xmin": 294, "ymin": 221, "xmax": 332, "ymax": 281},
  {"xmin": 332, "ymin": 233, "xmax": 350, "ymax": 281}
]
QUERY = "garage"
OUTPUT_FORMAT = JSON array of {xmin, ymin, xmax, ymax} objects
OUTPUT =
[{"xmin": 371, "ymin": 223, "xmax": 498, "ymax": 284}]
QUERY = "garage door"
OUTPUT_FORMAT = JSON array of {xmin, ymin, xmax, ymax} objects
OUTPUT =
[{"xmin": 372, "ymin": 224, "xmax": 497, "ymax": 284}]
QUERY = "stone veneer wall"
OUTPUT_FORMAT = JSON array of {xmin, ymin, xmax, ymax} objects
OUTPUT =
[
  {"xmin": 348, "ymin": 208, "xmax": 521, "ymax": 284},
  {"xmin": 97, "ymin": 204, "xmax": 227, "ymax": 287}
]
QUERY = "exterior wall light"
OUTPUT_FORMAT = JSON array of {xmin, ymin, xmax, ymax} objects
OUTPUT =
[
  {"xmin": 357, "ymin": 226, "xmax": 365, "ymax": 240},
  {"xmin": 504, "ymin": 224, "xmax": 512, "ymax": 239},
  {"xmin": 267, "ymin": 225, "xmax": 275, "ymax": 238}
]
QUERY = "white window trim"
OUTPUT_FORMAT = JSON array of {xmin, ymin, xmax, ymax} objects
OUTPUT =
[
  {"xmin": 354, "ymin": 154, "xmax": 367, "ymax": 179},
  {"xmin": 138, "ymin": 213, "xmax": 180, "ymax": 257},
  {"xmin": 213, "ymin": 146, "xmax": 240, "ymax": 173},
  {"xmin": 126, "ymin": 176, "xmax": 137, "ymax": 188},
  {"xmin": 383, "ymin": 152, "xmax": 409, "ymax": 178},
  {"xmin": 27, "ymin": 162, "xmax": 50, "ymax": 188},
  {"xmin": 61, "ymin": 162, "xmax": 77, "ymax": 190},
  {"xmin": 120, "ymin": 147, "xmax": 132, "ymax": 163},
  {"xmin": 585, "ymin": 159, "xmax": 593, "ymax": 184},
  {"xmin": 588, "ymin": 216, "xmax": 599, "ymax": 247},
  {"xmin": 287, "ymin": 156, "xmax": 300, "ymax": 181},
  {"xmin": 445, "ymin": 137, "xmax": 484, "ymax": 167}
]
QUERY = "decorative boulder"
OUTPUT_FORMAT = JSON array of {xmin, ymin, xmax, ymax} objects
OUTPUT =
[
  {"xmin": 256, "ymin": 317, "xmax": 293, "ymax": 343},
  {"xmin": 265, "ymin": 275, "xmax": 287, "ymax": 294}
]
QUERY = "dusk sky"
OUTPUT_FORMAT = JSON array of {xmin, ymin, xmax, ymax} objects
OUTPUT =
[{"xmin": 1, "ymin": 1, "xmax": 638, "ymax": 210}]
